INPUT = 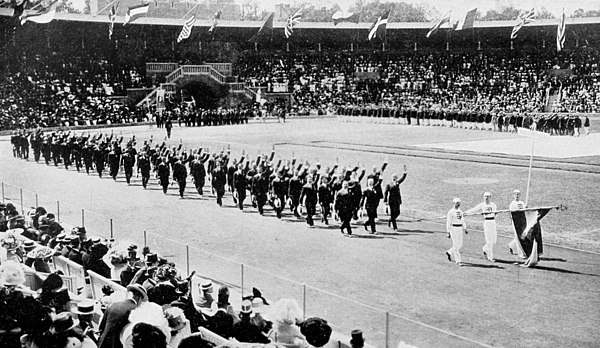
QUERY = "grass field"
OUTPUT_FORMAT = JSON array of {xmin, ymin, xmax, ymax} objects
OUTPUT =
[{"xmin": 1, "ymin": 118, "xmax": 599, "ymax": 347}]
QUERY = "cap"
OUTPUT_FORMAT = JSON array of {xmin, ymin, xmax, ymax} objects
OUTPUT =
[
  {"xmin": 201, "ymin": 280, "xmax": 213, "ymax": 291},
  {"xmin": 513, "ymin": 189, "xmax": 521, "ymax": 194},
  {"xmin": 484, "ymin": 192, "xmax": 492, "ymax": 197},
  {"xmin": 453, "ymin": 198, "xmax": 461, "ymax": 203}
]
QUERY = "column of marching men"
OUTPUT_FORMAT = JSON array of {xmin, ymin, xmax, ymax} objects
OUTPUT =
[
  {"xmin": 12, "ymin": 129, "xmax": 410, "ymax": 236},
  {"xmin": 337, "ymin": 105, "xmax": 591, "ymax": 136}
]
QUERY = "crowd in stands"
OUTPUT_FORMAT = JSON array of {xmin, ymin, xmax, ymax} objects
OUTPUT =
[
  {"xmin": 1, "ymin": 51, "xmax": 146, "ymax": 130},
  {"xmin": 0, "ymin": 201, "xmax": 341, "ymax": 348},
  {"xmin": 235, "ymin": 49, "xmax": 600, "ymax": 117}
]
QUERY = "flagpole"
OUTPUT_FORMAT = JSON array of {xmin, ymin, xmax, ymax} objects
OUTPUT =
[
  {"xmin": 181, "ymin": 3, "xmax": 198, "ymax": 20},
  {"xmin": 95, "ymin": 0, "xmax": 118, "ymax": 16},
  {"xmin": 525, "ymin": 138, "xmax": 535, "ymax": 206}
]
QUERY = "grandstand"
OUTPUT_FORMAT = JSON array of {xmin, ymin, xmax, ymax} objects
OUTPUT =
[{"xmin": 1, "ymin": 3, "xmax": 600, "ymax": 348}]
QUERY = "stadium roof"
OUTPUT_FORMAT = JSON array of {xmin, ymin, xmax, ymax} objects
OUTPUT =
[{"xmin": 1, "ymin": 8, "xmax": 600, "ymax": 29}]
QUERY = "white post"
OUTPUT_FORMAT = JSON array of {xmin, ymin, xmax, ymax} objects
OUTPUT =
[{"xmin": 525, "ymin": 138, "xmax": 534, "ymax": 205}]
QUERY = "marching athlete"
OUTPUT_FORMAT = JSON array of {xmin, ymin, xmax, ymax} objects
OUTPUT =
[
  {"xmin": 446, "ymin": 198, "xmax": 467, "ymax": 266},
  {"xmin": 465, "ymin": 192, "xmax": 497, "ymax": 262}
]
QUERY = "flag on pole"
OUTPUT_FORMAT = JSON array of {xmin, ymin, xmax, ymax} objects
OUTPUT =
[
  {"xmin": 455, "ymin": 8, "xmax": 477, "ymax": 31},
  {"xmin": 108, "ymin": 3, "xmax": 117, "ymax": 39},
  {"xmin": 511, "ymin": 208, "xmax": 551, "ymax": 267},
  {"xmin": 249, "ymin": 11, "xmax": 274, "ymax": 43},
  {"xmin": 556, "ymin": 9, "xmax": 566, "ymax": 51},
  {"xmin": 208, "ymin": 9, "xmax": 222, "ymax": 33},
  {"xmin": 20, "ymin": 0, "xmax": 58, "ymax": 25},
  {"xmin": 368, "ymin": 9, "xmax": 390, "ymax": 41},
  {"xmin": 123, "ymin": 3, "xmax": 149, "ymax": 26},
  {"xmin": 332, "ymin": 11, "xmax": 360, "ymax": 25},
  {"xmin": 284, "ymin": 6, "xmax": 302, "ymax": 39},
  {"xmin": 511, "ymin": 8, "xmax": 536, "ymax": 39},
  {"xmin": 426, "ymin": 10, "xmax": 450, "ymax": 38},
  {"xmin": 177, "ymin": 15, "xmax": 196, "ymax": 42}
]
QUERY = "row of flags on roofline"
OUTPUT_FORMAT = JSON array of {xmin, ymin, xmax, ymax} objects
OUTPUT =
[{"xmin": 10, "ymin": 1, "xmax": 571, "ymax": 51}]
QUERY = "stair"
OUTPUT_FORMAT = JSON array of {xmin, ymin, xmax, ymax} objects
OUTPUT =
[{"xmin": 137, "ymin": 63, "xmax": 246, "ymax": 108}]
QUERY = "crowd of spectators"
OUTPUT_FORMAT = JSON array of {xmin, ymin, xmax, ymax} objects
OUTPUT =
[
  {"xmin": 1, "ymin": 51, "xmax": 147, "ymax": 131},
  {"xmin": 234, "ymin": 48, "xmax": 600, "ymax": 117},
  {"xmin": 0, "ymin": 200, "xmax": 338, "ymax": 348}
]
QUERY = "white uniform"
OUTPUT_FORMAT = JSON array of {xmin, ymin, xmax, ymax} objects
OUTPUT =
[
  {"xmin": 508, "ymin": 199, "xmax": 526, "ymax": 258},
  {"xmin": 466, "ymin": 202, "xmax": 498, "ymax": 261},
  {"xmin": 446, "ymin": 207, "xmax": 466, "ymax": 264}
]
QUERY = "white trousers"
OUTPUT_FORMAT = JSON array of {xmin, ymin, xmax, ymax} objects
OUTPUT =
[
  {"xmin": 447, "ymin": 227, "xmax": 464, "ymax": 263},
  {"xmin": 482, "ymin": 220, "xmax": 498, "ymax": 260}
]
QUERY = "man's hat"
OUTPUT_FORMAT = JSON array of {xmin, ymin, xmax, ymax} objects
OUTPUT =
[
  {"xmin": 72, "ymin": 301, "xmax": 96, "ymax": 316},
  {"xmin": 299, "ymin": 317, "xmax": 332, "ymax": 347},
  {"xmin": 484, "ymin": 192, "xmax": 492, "ymax": 197},
  {"xmin": 201, "ymin": 280, "xmax": 213, "ymax": 291},
  {"xmin": 73, "ymin": 227, "xmax": 86, "ymax": 235},
  {"xmin": 453, "ymin": 198, "xmax": 461, "ymax": 203},
  {"xmin": 350, "ymin": 329, "xmax": 365, "ymax": 347},
  {"xmin": 23, "ymin": 240, "xmax": 36, "ymax": 251},
  {"xmin": 513, "ymin": 189, "xmax": 521, "ymax": 194},
  {"xmin": 251, "ymin": 297, "xmax": 268, "ymax": 314},
  {"xmin": 240, "ymin": 300, "xmax": 252, "ymax": 314},
  {"xmin": 145, "ymin": 253, "xmax": 158, "ymax": 265},
  {"xmin": 50, "ymin": 312, "xmax": 79, "ymax": 334},
  {"xmin": 127, "ymin": 283, "xmax": 148, "ymax": 302}
]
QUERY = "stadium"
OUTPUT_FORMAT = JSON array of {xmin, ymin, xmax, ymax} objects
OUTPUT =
[{"xmin": 1, "ymin": 1, "xmax": 599, "ymax": 347}]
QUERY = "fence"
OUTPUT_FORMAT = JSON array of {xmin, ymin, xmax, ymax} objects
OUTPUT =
[{"xmin": 1, "ymin": 181, "xmax": 490, "ymax": 348}]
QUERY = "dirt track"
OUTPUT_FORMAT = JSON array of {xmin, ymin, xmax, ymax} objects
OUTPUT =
[{"xmin": 1, "ymin": 119, "xmax": 599, "ymax": 347}]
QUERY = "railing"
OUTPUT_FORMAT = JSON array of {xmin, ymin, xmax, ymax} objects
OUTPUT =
[
  {"xmin": 0, "ymin": 181, "xmax": 492, "ymax": 348},
  {"xmin": 228, "ymin": 82, "xmax": 245, "ymax": 92},
  {"xmin": 135, "ymin": 87, "xmax": 159, "ymax": 108},
  {"xmin": 146, "ymin": 62, "xmax": 179, "ymax": 74},
  {"xmin": 160, "ymin": 83, "xmax": 177, "ymax": 93},
  {"xmin": 165, "ymin": 67, "xmax": 184, "ymax": 84},
  {"xmin": 182, "ymin": 65, "xmax": 211, "ymax": 74},
  {"xmin": 206, "ymin": 62, "xmax": 232, "ymax": 76}
]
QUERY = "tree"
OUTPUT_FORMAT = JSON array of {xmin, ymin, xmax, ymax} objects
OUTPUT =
[
  {"xmin": 350, "ymin": 0, "xmax": 429, "ymax": 23},
  {"xmin": 573, "ymin": 8, "xmax": 600, "ymax": 18},
  {"xmin": 480, "ymin": 6, "xmax": 521, "ymax": 21},
  {"xmin": 537, "ymin": 7, "xmax": 555, "ymax": 20}
]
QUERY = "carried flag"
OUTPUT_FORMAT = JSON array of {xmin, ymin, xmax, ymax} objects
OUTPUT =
[
  {"xmin": 332, "ymin": 11, "xmax": 359, "ymax": 25},
  {"xmin": 511, "ymin": 208, "xmax": 551, "ymax": 267},
  {"xmin": 556, "ymin": 9, "xmax": 566, "ymax": 51},
  {"xmin": 123, "ymin": 3, "xmax": 149, "ymax": 26},
  {"xmin": 208, "ymin": 9, "xmax": 222, "ymax": 33},
  {"xmin": 367, "ymin": 9, "xmax": 390, "ymax": 41},
  {"xmin": 20, "ymin": 0, "xmax": 58, "ymax": 25},
  {"xmin": 108, "ymin": 3, "xmax": 117, "ymax": 39},
  {"xmin": 426, "ymin": 10, "xmax": 450, "ymax": 38},
  {"xmin": 511, "ymin": 8, "xmax": 536, "ymax": 39},
  {"xmin": 177, "ymin": 15, "xmax": 196, "ymax": 42},
  {"xmin": 249, "ymin": 11, "xmax": 274, "ymax": 42},
  {"xmin": 455, "ymin": 7, "xmax": 477, "ymax": 31},
  {"xmin": 284, "ymin": 6, "xmax": 303, "ymax": 39}
]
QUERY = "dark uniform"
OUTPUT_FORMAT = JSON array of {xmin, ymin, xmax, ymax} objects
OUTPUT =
[
  {"xmin": 172, "ymin": 159, "xmax": 188, "ymax": 198},
  {"xmin": 212, "ymin": 163, "xmax": 227, "ymax": 206},
  {"xmin": 137, "ymin": 153, "xmax": 151, "ymax": 189},
  {"xmin": 157, "ymin": 159, "xmax": 171, "ymax": 194},
  {"xmin": 300, "ymin": 179, "xmax": 318, "ymax": 226},
  {"xmin": 384, "ymin": 172, "xmax": 407, "ymax": 231}
]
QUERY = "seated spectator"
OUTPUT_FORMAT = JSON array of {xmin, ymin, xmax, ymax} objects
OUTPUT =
[{"xmin": 232, "ymin": 299, "xmax": 270, "ymax": 344}]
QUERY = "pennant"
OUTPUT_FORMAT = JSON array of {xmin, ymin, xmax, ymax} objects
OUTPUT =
[
  {"xmin": 426, "ymin": 10, "xmax": 450, "ymax": 38},
  {"xmin": 368, "ymin": 9, "xmax": 390, "ymax": 41},
  {"xmin": 556, "ymin": 9, "xmax": 566, "ymax": 52},
  {"xmin": 511, "ymin": 8, "xmax": 536, "ymax": 39},
  {"xmin": 108, "ymin": 3, "xmax": 117, "ymax": 39},
  {"xmin": 208, "ymin": 9, "xmax": 222, "ymax": 33},
  {"xmin": 284, "ymin": 6, "xmax": 302, "ymax": 39},
  {"xmin": 124, "ymin": 3, "xmax": 149, "ymax": 26},
  {"xmin": 20, "ymin": 1, "xmax": 58, "ymax": 25},
  {"xmin": 455, "ymin": 8, "xmax": 477, "ymax": 31},
  {"xmin": 332, "ymin": 11, "xmax": 359, "ymax": 25},
  {"xmin": 511, "ymin": 208, "xmax": 551, "ymax": 267},
  {"xmin": 249, "ymin": 11, "xmax": 274, "ymax": 43},
  {"xmin": 177, "ymin": 14, "xmax": 196, "ymax": 42}
]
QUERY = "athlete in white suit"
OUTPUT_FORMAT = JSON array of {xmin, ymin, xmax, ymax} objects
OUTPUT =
[
  {"xmin": 446, "ymin": 198, "xmax": 467, "ymax": 266},
  {"xmin": 465, "ymin": 192, "xmax": 498, "ymax": 261}
]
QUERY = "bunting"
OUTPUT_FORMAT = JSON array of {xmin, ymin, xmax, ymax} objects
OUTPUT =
[
  {"xmin": 177, "ymin": 15, "xmax": 196, "ymax": 42},
  {"xmin": 556, "ymin": 9, "xmax": 566, "ymax": 51},
  {"xmin": 284, "ymin": 7, "xmax": 302, "ymax": 39}
]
